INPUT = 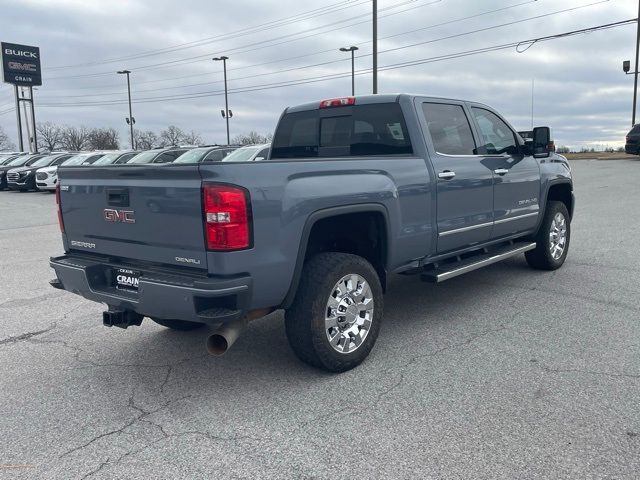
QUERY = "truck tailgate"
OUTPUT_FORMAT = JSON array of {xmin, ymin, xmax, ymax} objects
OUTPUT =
[{"xmin": 58, "ymin": 165, "xmax": 207, "ymax": 270}]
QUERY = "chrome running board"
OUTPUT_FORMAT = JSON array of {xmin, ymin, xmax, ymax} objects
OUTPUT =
[{"xmin": 421, "ymin": 242, "xmax": 537, "ymax": 283}]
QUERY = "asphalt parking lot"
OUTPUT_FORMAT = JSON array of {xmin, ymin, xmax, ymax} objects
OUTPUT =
[{"xmin": 0, "ymin": 159, "xmax": 639, "ymax": 479}]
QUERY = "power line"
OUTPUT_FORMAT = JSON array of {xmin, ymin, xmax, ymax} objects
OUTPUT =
[
  {"xmin": 37, "ymin": 19, "xmax": 636, "ymax": 108},
  {"xmin": 45, "ymin": 0, "xmax": 444, "ymax": 80},
  {"xmin": 45, "ymin": 0, "xmax": 374, "ymax": 69},
  {"xmin": 41, "ymin": 0, "xmax": 541, "ymax": 92},
  {"xmin": 46, "ymin": 0, "xmax": 442, "ymax": 72},
  {"xmin": 36, "ymin": 1, "xmax": 611, "ymax": 101}
]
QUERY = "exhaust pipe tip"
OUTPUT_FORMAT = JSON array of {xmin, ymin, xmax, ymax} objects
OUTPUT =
[
  {"xmin": 204, "ymin": 308, "xmax": 274, "ymax": 356},
  {"xmin": 206, "ymin": 334, "xmax": 230, "ymax": 356}
]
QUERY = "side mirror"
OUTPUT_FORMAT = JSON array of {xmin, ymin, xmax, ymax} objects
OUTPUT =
[
  {"xmin": 532, "ymin": 126, "xmax": 551, "ymax": 158},
  {"xmin": 254, "ymin": 156, "xmax": 265, "ymax": 162}
]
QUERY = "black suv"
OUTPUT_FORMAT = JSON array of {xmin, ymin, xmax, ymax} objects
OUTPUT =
[
  {"xmin": 8, "ymin": 153, "xmax": 73, "ymax": 191},
  {"xmin": 625, "ymin": 124, "xmax": 640, "ymax": 154},
  {"xmin": 0, "ymin": 153, "xmax": 47, "ymax": 190}
]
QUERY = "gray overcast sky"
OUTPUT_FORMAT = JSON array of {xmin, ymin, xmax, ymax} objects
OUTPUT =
[{"xmin": 0, "ymin": 0, "xmax": 637, "ymax": 149}]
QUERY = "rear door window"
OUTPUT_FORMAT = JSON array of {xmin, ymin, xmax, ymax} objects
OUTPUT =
[
  {"xmin": 203, "ymin": 149, "xmax": 229, "ymax": 162},
  {"xmin": 422, "ymin": 103, "xmax": 476, "ymax": 156},
  {"xmin": 52, "ymin": 155, "xmax": 72, "ymax": 166},
  {"xmin": 271, "ymin": 103, "xmax": 412, "ymax": 159},
  {"xmin": 116, "ymin": 153, "xmax": 137, "ymax": 163},
  {"xmin": 83, "ymin": 154, "xmax": 105, "ymax": 164},
  {"xmin": 155, "ymin": 151, "xmax": 184, "ymax": 163}
]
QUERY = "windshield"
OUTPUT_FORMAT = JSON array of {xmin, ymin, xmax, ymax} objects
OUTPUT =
[
  {"xmin": 61, "ymin": 154, "xmax": 92, "ymax": 166},
  {"xmin": 173, "ymin": 148, "xmax": 208, "ymax": 164},
  {"xmin": 83, "ymin": 154, "xmax": 105, "ymax": 164},
  {"xmin": 30, "ymin": 155, "xmax": 56, "ymax": 168},
  {"xmin": 7, "ymin": 156, "xmax": 33, "ymax": 167},
  {"xmin": 92, "ymin": 153, "xmax": 122, "ymax": 165},
  {"xmin": 25, "ymin": 155, "xmax": 47, "ymax": 166},
  {"xmin": 127, "ymin": 151, "xmax": 158, "ymax": 164},
  {"xmin": 222, "ymin": 146, "xmax": 261, "ymax": 162},
  {"xmin": 1, "ymin": 156, "xmax": 18, "ymax": 165}
]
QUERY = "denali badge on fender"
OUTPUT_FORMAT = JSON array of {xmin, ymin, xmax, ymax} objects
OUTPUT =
[
  {"xmin": 104, "ymin": 208, "xmax": 135, "ymax": 223},
  {"xmin": 175, "ymin": 256, "xmax": 202, "ymax": 265}
]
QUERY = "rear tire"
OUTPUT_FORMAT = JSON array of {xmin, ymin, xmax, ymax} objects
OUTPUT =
[
  {"xmin": 150, "ymin": 318, "xmax": 205, "ymax": 331},
  {"xmin": 285, "ymin": 252, "xmax": 384, "ymax": 372},
  {"xmin": 525, "ymin": 201, "xmax": 571, "ymax": 270}
]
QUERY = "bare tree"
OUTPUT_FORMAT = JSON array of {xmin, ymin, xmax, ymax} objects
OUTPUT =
[
  {"xmin": 231, "ymin": 131, "xmax": 273, "ymax": 145},
  {"xmin": 159, "ymin": 125, "xmax": 186, "ymax": 147},
  {"xmin": 61, "ymin": 126, "xmax": 90, "ymax": 151},
  {"xmin": 0, "ymin": 125, "xmax": 15, "ymax": 150},
  {"xmin": 133, "ymin": 129, "xmax": 158, "ymax": 150},
  {"xmin": 87, "ymin": 127, "xmax": 119, "ymax": 150},
  {"xmin": 182, "ymin": 130, "xmax": 203, "ymax": 145},
  {"xmin": 36, "ymin": 122, "xmax": 64, "ymax": 151}
]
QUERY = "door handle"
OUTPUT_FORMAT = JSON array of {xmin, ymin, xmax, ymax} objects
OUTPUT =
[
  {"xmin": 494, "ymin": 168, "xmax": 509, "ymax": 176},
  {"xmin": 438, "ymin": 170, "xmax": 456, "ymax": 180}
]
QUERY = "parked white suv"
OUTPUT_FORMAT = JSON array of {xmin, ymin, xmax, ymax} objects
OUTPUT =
[{"xmin": 36, "ymin": 152, "xmax": 106, "ymax": 191}]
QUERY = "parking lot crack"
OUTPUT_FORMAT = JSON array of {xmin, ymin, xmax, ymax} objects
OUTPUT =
[
  {"xmin": 0, "ymin": 323, "xmax": 56, "ymax": 346},
  {"xmin": 80, "ymin": 456, "xmax": 111, "ymax": 480},
  {"xmin": 399, "ymin": 325, "xmax": 508, "ymax": 372},
  {"xmin": 159, "ymin": 365, "xmax": 173, "ymax": 394},
  {"xmin": 59, "ymin": 391, "xmax": 189, "ymax": 459}
]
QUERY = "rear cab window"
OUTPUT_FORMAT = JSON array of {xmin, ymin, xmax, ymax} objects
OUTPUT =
[{"xmin": 271, "ymin": 102, "xmax": 413, "ymax": 159}]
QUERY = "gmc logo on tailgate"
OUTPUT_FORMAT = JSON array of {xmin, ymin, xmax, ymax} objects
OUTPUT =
[{"xmin": 104, "ymin": 209, "xmax": 135, "ymax": 223}]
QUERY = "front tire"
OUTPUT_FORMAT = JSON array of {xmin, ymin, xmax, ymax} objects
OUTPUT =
[
  {"xmin": 285, "ymin": 252, "xmax": 384, "ymax": 372},
  {"xmin": 526, "ymin": 201, "xmax": 571, "ymax": 270},
  {"xmin": 150, "ymin": 318, "xmax": 205, "ymax": 331}
]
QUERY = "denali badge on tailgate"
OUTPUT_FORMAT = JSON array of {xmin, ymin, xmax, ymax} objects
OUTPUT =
[{"xmin": 104, "ymin": 208, "xmax": 135, "ymax": 223}]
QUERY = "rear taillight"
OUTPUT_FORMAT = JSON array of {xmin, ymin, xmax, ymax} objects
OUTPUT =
[
  {"xmin": 202, "ymin": 184, "xmax": 251, "ymax": 251},
  {"xmin": 55, "ymin": 185, "xmax": 65, "ymax": 233}
]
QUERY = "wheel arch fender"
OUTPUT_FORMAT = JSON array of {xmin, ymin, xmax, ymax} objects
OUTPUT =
[
  {"xmin": 535, "ymin": 180, "xmax": 574, "ymax": 234},
  {"xmin": 280, "ymin": 203, "xmax": 391, "ymax": 309}
]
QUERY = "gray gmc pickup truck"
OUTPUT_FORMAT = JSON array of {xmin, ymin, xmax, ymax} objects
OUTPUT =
[{"xmin": 50, "ymin": 94, "xmax": 574, "ymax": 372}]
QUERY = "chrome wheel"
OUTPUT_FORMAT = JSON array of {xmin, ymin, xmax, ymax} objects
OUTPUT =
[
  {"xmin": 325, "ymin": 274, "xmax": 374, "ymax": 354},
  {"xmin": 549, "ymin": 212, "xmax": 567, "ymax": 260}
]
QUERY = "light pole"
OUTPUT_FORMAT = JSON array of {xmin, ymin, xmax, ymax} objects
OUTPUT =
[
  {"xmin": 623, "ymin": 59, "xmax": 640, "ymax": 126},
  {"xmin": 213, "ymin": 56, "xmax": 231, "ymax": 145},
  {"xmin": 631, "ymin": 1, "xmax": 640, "ymax": 127},
  {"xmin": 373, "ymin": 0, "xmax": 378, "ymax": 94},
  {"xmin": 339, "ymin": 46, "xmax": 359, "ymax": 96},
  {"xmin": 117, "ymin": 70, "xmax": 135, "ymax": 149},
  {"xmin": 623, "ymin": 2, "xmax": 640, "ymax": 126}
]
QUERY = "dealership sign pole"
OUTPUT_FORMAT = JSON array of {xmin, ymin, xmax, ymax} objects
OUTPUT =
[{"xmin": 1, "ymin": 42, "xmax": 42, "ymax": 152}]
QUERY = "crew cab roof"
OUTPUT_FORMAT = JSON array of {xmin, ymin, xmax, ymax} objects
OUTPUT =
[{"xmin": 285, "ymin": 93, "xmax": 495, "ymax": 113}]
